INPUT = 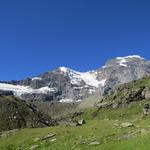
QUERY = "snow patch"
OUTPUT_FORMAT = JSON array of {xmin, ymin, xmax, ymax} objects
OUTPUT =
[
  {"xmin": 99, "ymin": 79, "xmax": 107, "ymax": 86},
  {"xmin": 79, "ymin": 72, "xmax": 100, "ymax": 87},
  {"xmin": 0, "ymin": 83, "xmax": 56, "ymax": 97},
  {"xmin": 124, "ymin": 55, "xmax": 144, "ymax": 59},
  {"xmin": 59, "ymin": 67, "xmax": 68, "ymax": 73},
  {"xmin": 89, "ymin": 89, "xmax": 96, "ymax": 94},
  {"xmin": 59, "ymin": 67, "xmax": 106, "ymax": 87},
  {"xmin": 116, "ymin": 55, "xmax": 144, "ymax": 67},
  {"xmin": 59, "ymin": 99, "xmax": 74, "ymax": 103},
  {"xmin": 116, "ymin": 58, "xmax": 127, "ymax": 67},
  {"xmin": 102, "ymin": 65, "xmax": 107, "ymax": 69},
  {"xmin": 32, "ymin": 77, "xmax": 42, "ymax": 81},
  {"xmin": 59, "ymin": 99, "xmax": 82, "ymax": 103},
  {"xmin": 116, "ymin": 55, "xmax": 144, "ymax": 60}
]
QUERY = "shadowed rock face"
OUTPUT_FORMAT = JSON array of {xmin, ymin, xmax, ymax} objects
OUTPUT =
[
  {"xmin": 0, "ymin": 90, "xmax": 13, "ymax": 96},
  {"xmin": 1, "ymin": 55, "xmax": 150, "ymax": 102},
  {"xmin": 0, "ymin": 95, "xmax": 58, "ymax": 132}
]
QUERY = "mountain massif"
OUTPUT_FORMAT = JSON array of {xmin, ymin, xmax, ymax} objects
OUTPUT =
[
  {"xmin": 2, "ymin": 55, "xmax": 150, "ymax": 150},
  {"xmin": 2, "ymin": 74, "xmax": 150, "ymax": 149},
  {"xmin": 0, "ymin": 55, "xmax": 150, "ymax": 102}
]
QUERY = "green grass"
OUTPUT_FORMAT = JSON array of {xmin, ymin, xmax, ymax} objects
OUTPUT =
[{"xmin": 1, "ymin": 101, "xmax": 150, "ymax": 150}]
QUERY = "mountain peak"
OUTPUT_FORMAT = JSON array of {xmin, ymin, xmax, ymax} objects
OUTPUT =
[
  {"xmin": 116, "ymin": 55, "xmax": 144, "ymax": 60},
  {"xmin": 59, "ymin": 66, "xmax": 69, "ymax": 73},
  {"xmin": 104, "ymin": 55, "xmax": 145, "ymax": 68},
  {"xmin": 58, "ymin": 67, "xmax": 78, "ymax": 73}
]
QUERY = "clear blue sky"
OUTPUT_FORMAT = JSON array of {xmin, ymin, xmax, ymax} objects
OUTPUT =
[{"xmin": 0, "ymin": 0, "xmax": 150, "ymax": 80}]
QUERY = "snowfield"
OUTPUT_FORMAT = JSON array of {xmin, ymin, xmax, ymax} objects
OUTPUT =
[
  {"xmin": 0, "ymin": 83, "xmax": 56, "ymax": 97},
  {"xmin": 59, "ymin": 67, "xmax": 106, "ymax": 87}
]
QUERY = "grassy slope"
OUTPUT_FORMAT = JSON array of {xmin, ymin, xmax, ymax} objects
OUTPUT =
[
  {"xmin": 32, "ymin": 101, "xmax": 78, "ymax": 118},
  {"xmin": 95, "ymin": 76, "xmax": 150, "ymax": 108},
  {"xmin": 1, "ymin": 101, "xmax": 150, "ymax": 150},
  {"xmin": 77, "ymin": 94, "xmax": 101, "ymax": 109}
]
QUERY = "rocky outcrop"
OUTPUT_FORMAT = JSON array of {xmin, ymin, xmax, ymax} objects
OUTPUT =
[
  {"xmin": 96, "ymin": 76, "xmax": 150, "ymax": 109},
  {"xmin": 142, "ymin": 87, "xmax": 150, "ymax": 99},
  {"xmin": 0, "ymin": 95, "xmax": 58, "ymax": 132},
  {"xmin": 0, "ymin": 90, "xmax": 13, "ymax": 96}
]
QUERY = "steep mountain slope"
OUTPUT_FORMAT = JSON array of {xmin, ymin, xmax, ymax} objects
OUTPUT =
[
  {"xmin": 0, "ymin": 94, "xmax": 57, "ymax": 132},
  {"xmin": 96, "ymin": 75, "xmax": 150, "ymax": 109},
  {"xmin": 93, "ymin": 55, "xmax": 150, "ymax": 95},
  {"xmin": 0, "ymin": 55, "xmax": 150, "ymax": 102}
]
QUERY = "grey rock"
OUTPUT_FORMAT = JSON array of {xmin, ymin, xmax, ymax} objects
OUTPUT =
[
  {"xmin": 143, "ymin": 103, "xmax": 150, "ymax": 115},
  {"xmin": 33, "ymin": 137, "xmax": 40, "ymax": 142},
  {"xmin": 113, "ymin": 123, "xmax": 120, "ymax": 127},
  {"xmin": 96, "ymin": 101, "xmax": 113, "ymax": 108},
  {"xmin": 50, "ymin": 138, "xmax": 56, "ymax": 142},
  {"xmin": 76, "ymin": 119, "xmax": 86, "ymax": 126},
  {"xmin": 118, "ymin": 132, "xmax": 137, "ymax": 140},
  {"xmin": 30, "ymin": 145, "xmax": 39, "ymax": 150},
  {"xmin": 0, "ymin": 129, "xmax": 19, "ymax": 138},
  {"xmin": 88, "ymin": 141, "xmax": 101, "ymax": 145},
  {"xmin": 41, "ymin": 134, "xmax": 56, "ymax": 141},
  {"xmin": 140, "ymin": 129, "xmax": 150, "ymax": 135},
  {"xmin": 0, "ymin": 90, "xmax": 13, "ymax": 96},
  {"xmin": 142, "ymin": 87, "xmax": 150, "ymax": 99},
  {"xmin": 121, "ymin": 122, "xmax": 134, "ymax": 128}
]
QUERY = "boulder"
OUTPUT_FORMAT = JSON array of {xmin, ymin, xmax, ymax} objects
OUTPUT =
[
  {"xmin": 143, "ymin": 103, "xmax": 150, "ymax": 115},
  {"xmin": 41, "ymin": 134, "xmax": 56, "ymax": 141},
  {"xmin": 142, "ymin": 87, "xmax": 150, "ymax": 99},
  {"xmin": 30, "ymin": 145, "xmax": 39, "ymax": 150},
  {"xmin": 76, "ymin": 119, "xmax": 86, "ymax": 126},
  {"xmin": 121, "ymin": 122, "xmax": 134, "ymax": 128},
  {"xmin": 88, "ymin": 141, "xmax": 101, "ymax": 145}
]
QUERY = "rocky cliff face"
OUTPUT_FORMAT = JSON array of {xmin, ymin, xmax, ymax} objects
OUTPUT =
[
  {"xmin": 0, "ymin": 55, "xmax": 150, "ymax": 102},
  {"xmin": 95, "ymin": 76, "xmax": 150, "ymax": 109},
  {"xmin": 94, "ymin": 55, "xmax": 150, "ymax": 95}
]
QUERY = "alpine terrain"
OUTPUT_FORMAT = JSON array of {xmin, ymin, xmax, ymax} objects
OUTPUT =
[
  {"xmin": 1, "ymin": 68, "xmax": 150, "ymax": 149},
  {"xmin": 0, "ymin": 55, "xmax": 150, "ymax": 103}
]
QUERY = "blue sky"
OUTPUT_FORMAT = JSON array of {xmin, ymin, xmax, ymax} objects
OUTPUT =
[{"xmin": 0, "ymin": 0, "xmax": 150, "ymax": 80}]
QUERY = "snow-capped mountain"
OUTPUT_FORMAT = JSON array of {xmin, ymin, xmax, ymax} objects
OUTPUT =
[
  {"xmin": 59, "ymin": 67, "xmax": 105, "ymax": 87},
  {"xmin": 0, "ymin": 55, "xmax": 150, "ymax": 102}
]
